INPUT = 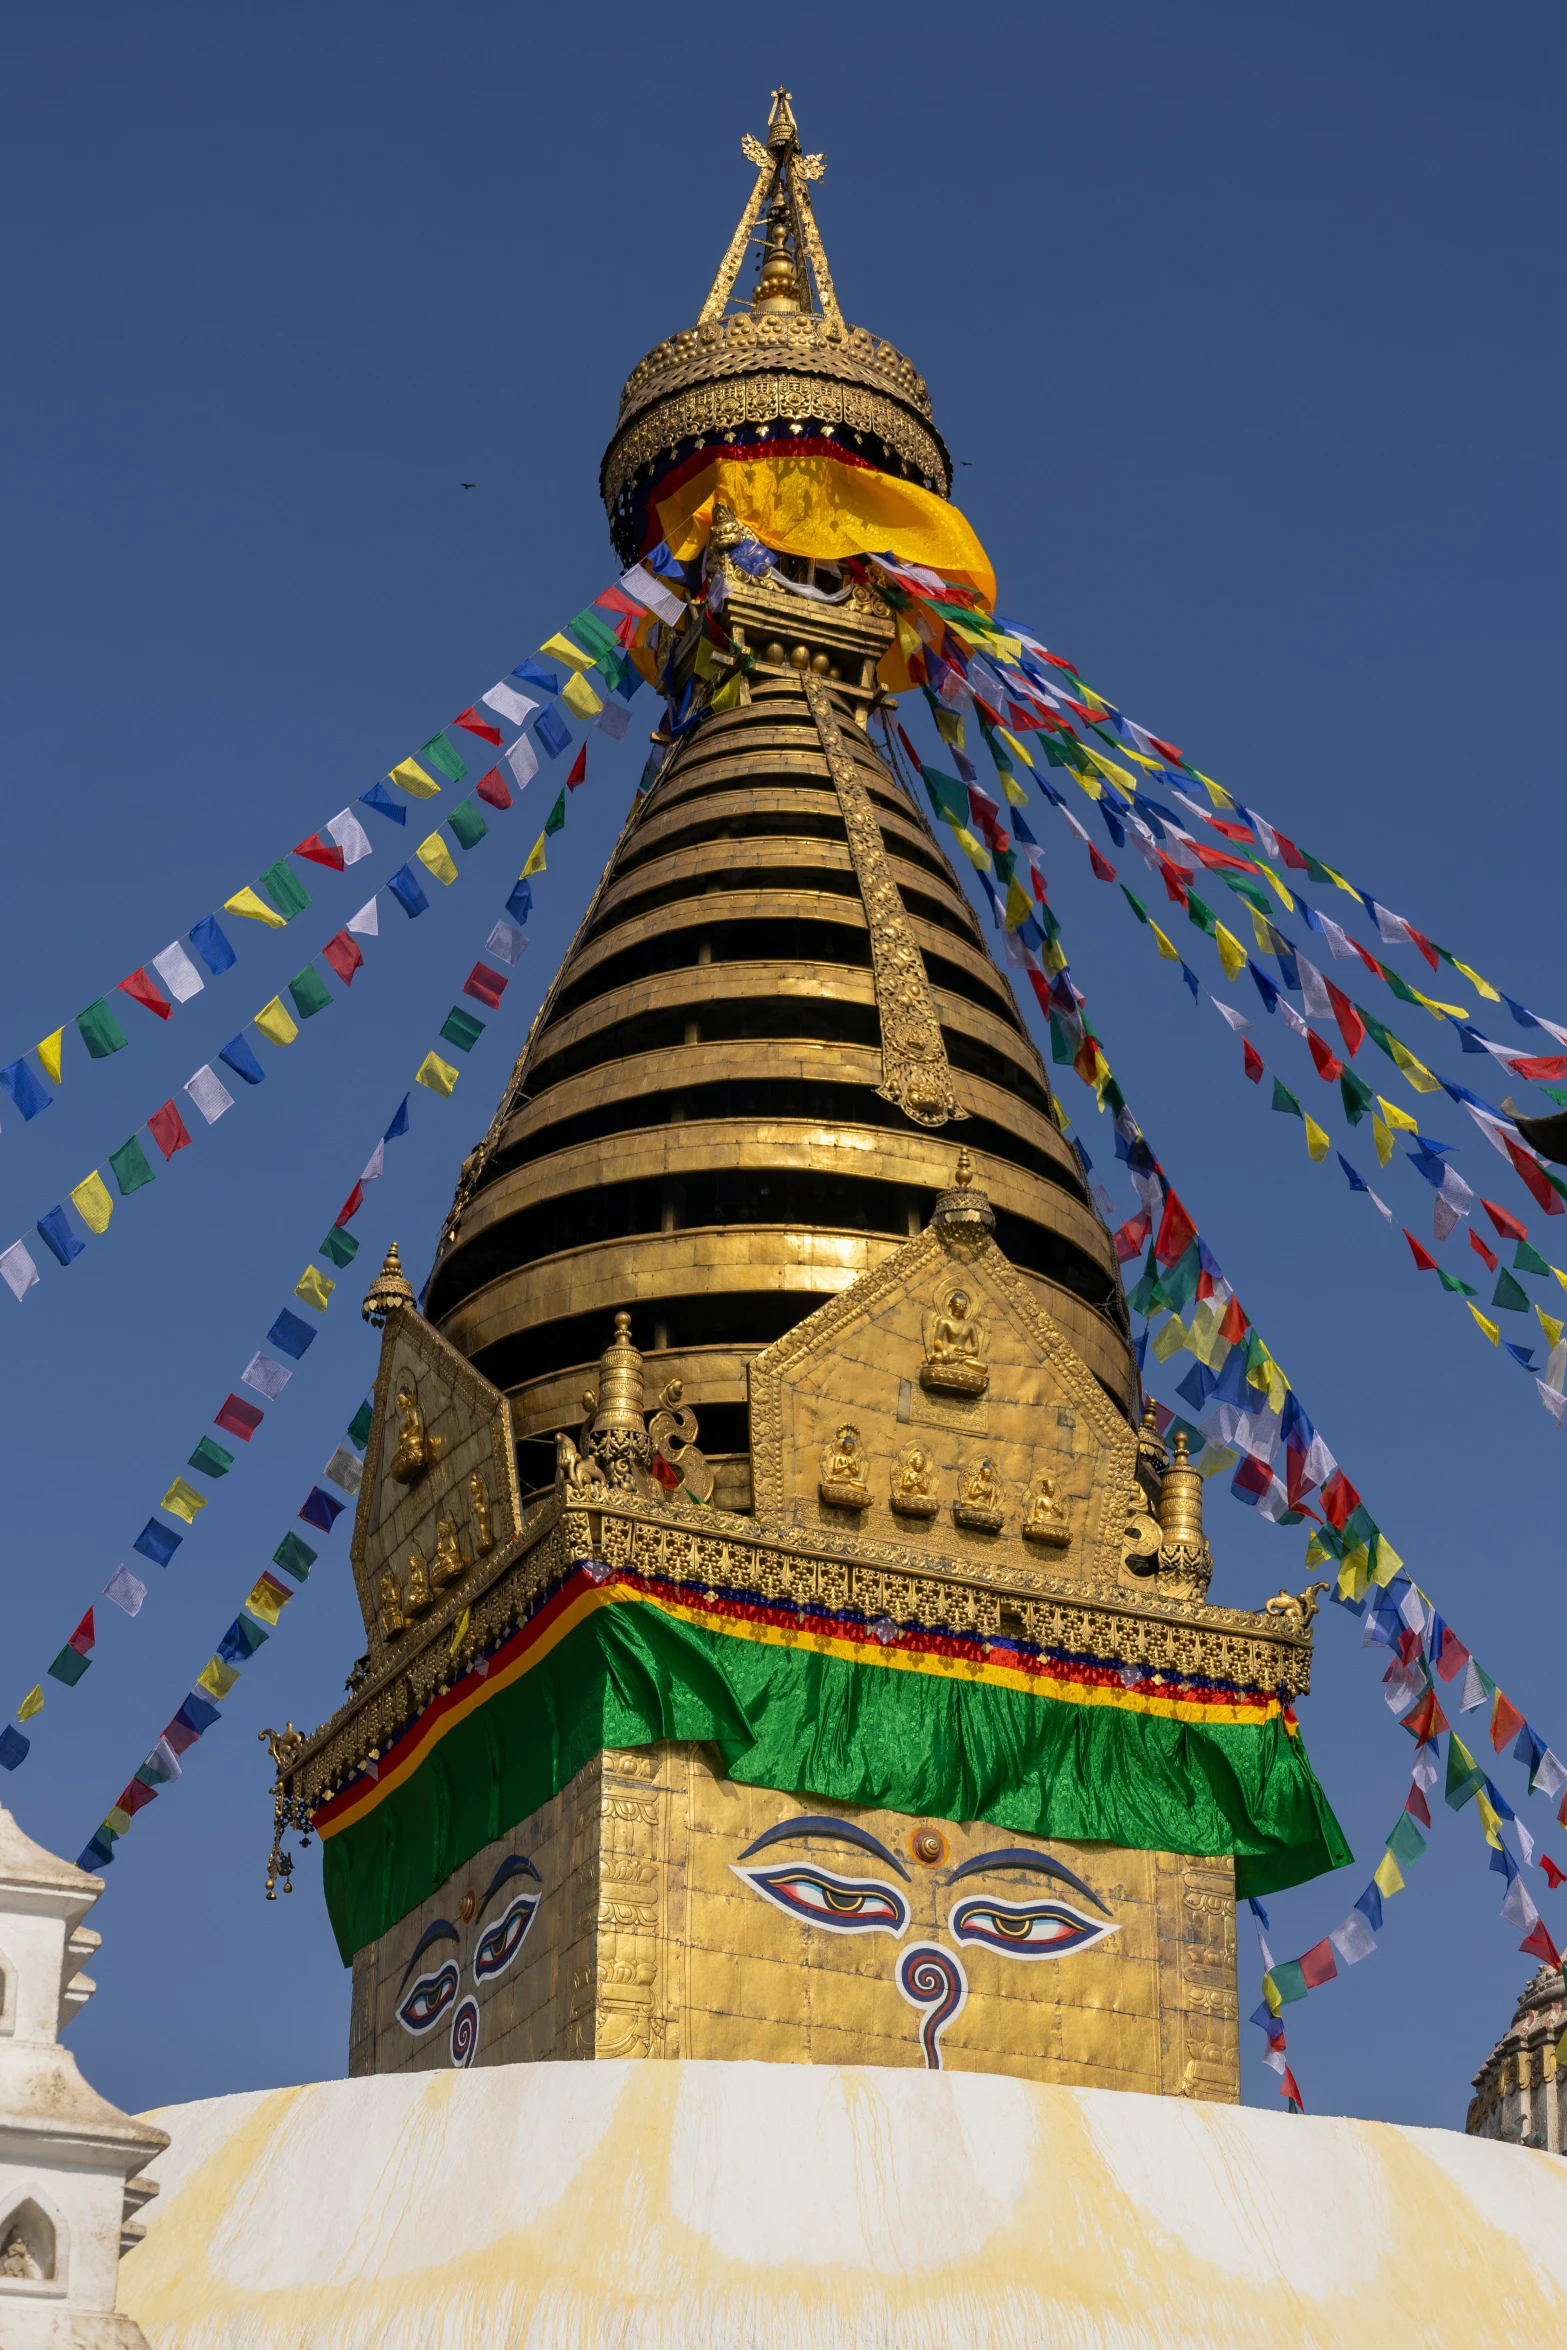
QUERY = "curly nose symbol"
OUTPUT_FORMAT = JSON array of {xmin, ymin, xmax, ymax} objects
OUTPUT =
[{"xmin": 896, "ymin": 1942, "xmax": 968, "ymax": 2069}]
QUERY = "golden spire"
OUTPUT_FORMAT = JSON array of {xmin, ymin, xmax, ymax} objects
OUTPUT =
[
  {"xmin": 362, "ymin": 1240, "xmax": 415, "ymax": 1326},
  {"xmin": 698, "ymin": 87, "xmax": 840, "ymax": 328}
]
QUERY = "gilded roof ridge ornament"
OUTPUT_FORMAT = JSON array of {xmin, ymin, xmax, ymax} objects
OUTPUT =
[
  {"xmin": 362, "ymin": 1239, "xmax": 415, "ymax": 1325},
  {"xmin": 698, "ymin": 87, "xmax": 841, "ymax": 331}
]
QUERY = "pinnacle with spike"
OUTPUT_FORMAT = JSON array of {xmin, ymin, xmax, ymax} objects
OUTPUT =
[{"xmin": 362, "ymin": 1239, "xmax": 416, "ymax": 1325}]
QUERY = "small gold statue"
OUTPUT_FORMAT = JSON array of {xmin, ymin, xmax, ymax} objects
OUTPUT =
[
  {"xmin": 889, "ymin": 1442, "xmax": 940, "ymax": 1518},
  {"xmin": 378, "ymin": 1572, "xmax": 407, "ymax": 1640},
  {"xmin": 404, "ymin": 1550, "xmax": 433, "ymax": 1614},
  {"xmin": 1022, "ymin": 1471, "xmax": 1071, "ymax": 1548},
  {"xmin": 468, "ymin": 1469, "xmax": 495, "ymax": 1554},
  {"xmin": 431, "ymin": 1517, "xmax": 468, "ymax": 1589},
  {"xmin": 819, "ymin": 1423, "xmax": 872, "ymax": 1510},
  {"xmin": 389, "ymin": 1382, "xmax": 444, "ymax": 1485},
  {"xmin": 953, "ymin": 1456, "xmax": 1004, "ymax": 1533},
  {"xmin": 920, "ymin": 1281, "xmax": 989, "ymax": 1396}
]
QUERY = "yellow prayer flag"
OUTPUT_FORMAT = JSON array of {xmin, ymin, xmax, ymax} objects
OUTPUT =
[
  {"xmin": 389, "ymin": 757, "xmax": 441, "ymax": 798},
  {"xmin": 245, "ymin": 1575, "xmax": 291, "ymax": 1626},
  {"xmin": 709, "ymin": 671, "xmax": 744, "ymax": 713},
  {"xmin": 1215, "ymin": 925, "xmax": 1246, "ymax": 981},
  {"xmin": 1322, "ymin": 866, "xmax": 1363, "ymax": 903},
  {"xmin": 1303, "ymin": 1115, "xmax": 1330, "ymax": 1163},
  {"xmin": 1072, "ymin": 679, "xmax": 1112, "ymax": 711},
  {"xmin": 416, "ymin": 832, "xmax": 459, "ymax": 887},
  {"xmin": 1254, "ymin": 866, "xmax": 1295, "ymax": 915},
  {"xmin": 1475, "ymin": 1788, "xmax": 1504, "ymax": 1850},
  {"xmin": 294, "ymin": 1264, "xmax": 336, "ymax": 1313},
  {"xmin": 36, "ymin": 1029, "xmax": 64, "ymax": 1084},
  {"xmin": 1372, "ymin": 1115, "xmax": 1394, "ymax": 1168},
  {"xmin": 1072, "ymin": 766, "xmax": 1102, "ymax": 801},
  {"xmin": 996, "ymin": 770, "xmax": 1029, "ymax": 809},
  {"xmin": 562, "ymin": 670, "xmax": 604, "ymax": 720},
  {"xmin": 1150, "ymin": 1315, "xmax": 1187, "ymax": 1363},
  {"xmin": 1536, "ymin": 1307, "xmax": 1565, "ymax": 1348},
  {"xmin": 1468, "ymin": 1303, "xmax": 1501, "ymax": 1345},
  {"xmin": 1410, "ymin": 988, "xmax": 1469, "ymax": 1023},
  {"xmin": 1338, "ymin": 1547, "xmax": 1371, "ymax": 1604},
  {"xmin": 1004, "ymin": 877, "xmax": 1034, "ymax": 931},
  {"xmin": 1373, "ymin": 1849, "xmax": 1405, "ymax": 1899},
  {"xmin": 253, "ymin": 997, "xmax": 300, "ymax": 1047},
  {"xmin": 1192, "ymin": 769, "xmax": 1234, "ymax": 811},
  {"xmin": 1453, "ymin": 959, "xmax": 1500, "ymax": 1002},
  {"xmin": 540, "ymin": 630, "xmax": 598, "ymax": 674},
  {"xmin": 196, "ymin": 1655, "xmax": 240, "ymax": 1701},
  {"xmin": 416, "ymin": 1050, "xmax": 459, "ymax": 1099},
  {"xmin": 1042, "ymin": 937, "xmax": 1067, "ymax": 976},
  {"xmin": 161, "ymin": 1477, "xmax": 208, "ymax": 1523},
  {"xmin": 1370, "ymin": 1534, "xmax": 1405, "ymax": 1588},
  {"xmin": 1376, "ymin": 1097, "xmax": 1420, "ymax": 1133},
  {"xmin": 18, "ymin": 1685, "xmax": 43, "ymax": 1722},
  {"xmin": 521, "ymin": 836, "xmax": 547, "ymax": 877},
  {"xmin": 70, "ymin": 1172, "xmax": 113, "ymax": 1235},
  {"xmin": 996, "ymin": 726, "xmax": 1034, "ymax": 770},
  {"xmin": 224, "ymin": 885, "xmax": 285, "ymax": 929},
  {"xmin": 449, "ymin": 1605, "xmax": 471, "ymax": 1659},
  {"xmin": 1150, "ymin": 923, "xmax": 1180, "ymax": 963},
  {"xmin": 1197, "ymin": 1442, "xmax": 1238, "ymax": 1480},
  {"xmin": 1246, "ymin": 904, "xmax": 1276, "ymax": 955},
  {"xmin": 1084, "ymin": 747, "xmax": 1136, "ymax": 801},
  {"xmin": 953, "ymin": 825, "xmax": 992, "ymax": 873},
  {"xmin": 1118, "ymin": 746, "xmax": 1162, "ymax": 772},
  {"xmin": 1265, "ymin": 1358, "xmax": 1289, "ymax": 1415}
]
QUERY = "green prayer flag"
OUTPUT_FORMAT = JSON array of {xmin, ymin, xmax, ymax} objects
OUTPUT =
[
  {"xmin": 1386, "ymin": 1811, "xmax": 1428, "ymax": 1865},
  {"xmin": 1437, "ymin": 1269, "xmax": 1477, "ymax": 1296},
  {"xmin": 188, "ymin": 1434, "xmax": 235, "ymax": 1479},
  {"xmin": 346, "ymin": 1400, "xmax": 373, "ymax": 1449},
  {"xmin": 447, "ymin": 798, "xmax": 488, "ymax": 852},
  {"xmin": 439, "ymin": 1006, "xmax": 485, "ymax": 1054},
  {"xmin": 1380, "ymin": 966, "xmax": 1421, "ymax": 1008},
  {"xmin": 993, "ymin": 847, "xmax": 1016, "ymax": 888},
  {"xmin": 1514, "ymin": 1240, "xmax": 1551, "ymax": 1277},
  {"xmin": 1358, "ymin": 1007, "xmax": 1395, "ymax": 1058},
  {"xmin": 1162, "ymin": 1241, "xmax": 1202, "ymax": 1315},
  {"xmin": 272, "ymin": 1532, "xmax": 318, "ymax": 1583},
  {"xmin": 1049, "ymin": 1014, "xmax": 1075, "ymax": 1065},
  {"xmin": 108, "ymin": 1134, "xmax": 155, "ymax": 1196},
  {"xmin": 47, "ymin": 1645, "xmax": 91, "ymax": 1686},
  {"xmin": 320, "ymin": 1225, "xmax": 360, "ymax": 1269},
  {"xmin": 568, "ymin": 608, "xmax": 621, "ymax": 662},
  {"xmin": 544, "ymin": 790, "xmax": 567, "ymax": 837},
  {"xmin": 419, "ymin": 733, "xmax": 468, "ymax": 784},
  {"xmin": 1271, "ymin": 1078, "xmax": 1303, "ymax": 1118},
  {"xmin": 1224, "ymin": 877, "xmax": 1272, "ymax": 918},
  {"xmin": 1270, "ymin": 1959, "xmax": 1309, "ymax": 2005},
  {"xmin": 1126, "ymin": 1269, "xmax": 1163, "ymax": 1317},
  {"xmin": 287, "ymin": 964, "xmax": 333, "ymax": 1020},
  {"xmin": 76, "ymin": 997, "xmax": 129, "ymax": 1060},
  {"xmin": 1339, "ymin": 1069, "xmax": 1374, "ymax": 1123},
  {"xmin": 1492, "ymin": 1270, "xmax": 1531, "ymax": 1313},
  {"xmin": 257, "ymin": 860, "xmax": 312, "ymax": 921},
  {"xmin": 1446, "ymin": 1733, "xmax": 1485, "ymax": 1810},
  {"xmin": 1122, "ymin": 887, "xmax": 1149, "ymax": 924},
  {"xmin": 1185, "ymin": 890, "xmax": 1216, "ymax": 936},
  {"xmin": 1299, "ymin": 850, "xmax": 1339, "ymax": 887},
  {"xmin": 923, "ymin": 767, "xmax": 969, "ymax": 828}
]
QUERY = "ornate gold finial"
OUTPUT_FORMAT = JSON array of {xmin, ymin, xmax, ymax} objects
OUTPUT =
[
  {"xmin": 1155, "ymin": 1432, "xmax": 1214, "ymax": 1600},
  {"xmin": 697, "ymin": 88, "xmax": 838, "ymax": 329},
  {"xmin": 583, "ymin": 1312, "xmax": 653, "ymax": 1490},
  {"xmin": 362, "ymin": 1240, "xmax": 415, "ymax": 1325},
  {"xmin": 955, "ymin": 1148, "xmax": 973, "ymax": 1188}
]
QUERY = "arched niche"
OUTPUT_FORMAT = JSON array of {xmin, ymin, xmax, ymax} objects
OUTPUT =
[{"xmin": 0, "ymin": 2194, "xmax": 64, "ymax": 2287}]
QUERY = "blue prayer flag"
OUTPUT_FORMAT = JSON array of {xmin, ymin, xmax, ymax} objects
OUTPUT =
[
  {"xmin": 504, "ymin": 877, "xmax": 533, "ymax": 927},
  {"xmin": 511, "ymin": 658, "xmax": 560, "ymax": 696},
  {"xmin": 1247, "ymin": 961, "xmax": 1279, "ymax": 1014},
  {"xmin": 1355, "ymin": 1882, "xmax": 1383, "ymax": 1933},
  {"xmin": 645, "ymin": 540, "xmax": 683, "ymax": 580},
  {"xmin": 1338, "ymin": 1155, "xmax": 1368, "ymax": 1192},
  {"xmin": 359, "ymin": 780, "xmax": 408, "ymax": 826},
  {"xmin": 266, "ymin": 1307, "xmax": 316, "ymax": 1360},
  {"xmin": 174, "ymin": 1692, "xmax": 222, "ymax": 1738},
  {"xmin": 1503, "ymin": 994, "xmax": 1540, "ymax": 1031},
  {"xmin": 133, "ymin": 1518, "xmax": 182, "ymax": 1568},
  {"xmin": 386, "ymin": 863, "xmax": 429, "ymax": 919},
  {"xmin": 219, "ymin": 1033, "xmax": 266, "ymax": 1086},
  {"xmin": 35, "ymin": 1208, "xmax": 83, "ymax": 1266},
  {"xmin": 188, "ymin": 914, "xmax": 237, "ymax": 975},
  {"xmin": 299, "ymin": 1485, "xmax": 345, "ymax": 1532},
  {"xmin": 78, "ymin": 1834, "xmax": 114, "ymax": 1868},
  {"xmin": 1181, "ymin": 963, "xmax": 1199, "ymax": 1002},
  {"xmin": 383, "ymin": 1094, "xmax": 410, "ymax": 1142},
  {"xmin": 0, "ymin": 1057, "xmax": 53, "ymax": 1121},
  {"xmin": 534, "ymin": 705, "xmax": 572, "ymax": 762},
  {"xmin": 0, "ymin": 1725, "xmax": 29, "ymax": 1771},
  {"xmin": 218, "ymin": 1615, "xmax": 269, "ymax": 1664},
  {"xmin": 1505, "ymin": 1342, "xmax": 1537, "ymax": 1370}
]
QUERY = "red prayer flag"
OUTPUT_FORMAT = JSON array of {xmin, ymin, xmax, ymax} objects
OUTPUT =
[
  {"xmin": 1404, "ymin": 923, "xmax": 1441, "ymax": 972},
  {"xmin": 1513, "ymin": 1054, "xmax": 1567, "ymax": 1082},
  {"xmin": 214, "ymin": 1393, "xmax": 264, "ymax": 1441},
  {"xmin": 1481, "ymin": 1198, "xmax": 1529, "ymax": 1242},
  {"xmin": 1114, "ymin": 1210, "xmax": 1151, "ymax": 1264},
  {"xmin": 462, "ymin": 962, "xmax": 508, "ymax": 1011},
  {"xmin": 68, "ymin": 1608, "xmax": 95, "ymax": 1657},
  {"xmin": 293, "ymin": 832, "xmax": 345, "ymax": 871},
  {"xmin": 161, "ymin": 1715, "xmax": 200, "ymax": 1755},
  {"xmin": 1306, "ymin": 1029, "xmax": 1344, "ymax": 1082},
  {"xmin": 118, "ymin": 1780, "xmax": 158, "ymax": 1816},
  {"xmin": 118, "ymin": 969, "xmax": 172, "ymax": 1021},
  {"xmin": 1243, "ymin": 1039, "xmax": 1264, "ymax": 1084},
  {"xmin": 320, "ymin": 930, "xmax": 364, "ymax": 988},
  {"xmin": 1404, "ymin": 1782, "xmax": 1433, "ymax": 1828},
  {"xmin": 1190, "ymin": 843, "xmax": 1260, "ymax": 876},
  {"xmin": 1279, "ymin": 2067, "xmax": 1305, "ymax": 2112},
  {"xmin": 650, "ymin": 1451, "xmax": 682, "ymax": 1491},
  {"xmin": 1433, "ymin": 1629, "xmax": 1471, "ymax": 1684},
  {"xmin": 1520, "ymin": 1918, "xmax": 1563, "ymax": 1970},
  {"xmin": 1088, "ymin": 844, "xmax": 1116, "ymax": 883},
  {"xmin": 475, "ymin": 764, "xmax": 513, "ymax": 810},
  {"xmin": 1490, "ymin": 1690, "xmax": 1527, "ymax": 1753},
  {"xmin": 1559, "ymin": 1787, "xmax": 1567, "ymax": 1830},
  {"xmin": 1145, "ymin": 732, "xmax": 1183, "ymax": 764},
  {"xmin": 1400, "ymin": 1687, "xmax": 1448, "ymax": 1745},
  {"xmin": 1469, "ymin": 1229, "xmax": 1500, "ymax": 1272},
  {"xmin": 1505, "ymin": 1137, "xmax": 1565, "ymax": 1216},
  {"xmin": 146, "ymin": 1099, "xmax": 192, "ymax": 1159},
  {"xmin": 592, "ymin": 585, "xmax": 643, "ymax": 620},
  {"xmin": 1299, "ymin": 1939, "xmax": 1337, "ymax": 1989},
  {"xmin": 451, "ymin": 705, "xmax": 503, "ymax": 745},
  {"xmin": 1321, "ymin": 1469, "xmax": 1360, "ymax": 1530},
  {"xmin": 1324, "ymin": 981, "xmax": 1365, "ymax": 1059},
  {"xmin": 1156, "ymin": 854, "xmax": 1191, "ymax": 907},
  {"xmin": 1352, "ymin": 940, "xmax": 1386, "ymax": 979},
  {"xmin": 336, "ymin": 1181, "xmax": 365, "ymax": 1227},
  {"xmin": 1232, "ymin": 1452, "xmax": 1273, "ymax": 1500},
  {"xmin": 566, "ymin": 746, "xmax": 587, "ymax": 791},
  {"xmin": 1154, "ymin": 1189, "xmax": 1197, "ymax": 1266},
  {"xmin": 1208, "ymin": 817, "xmax": 1258, "ymax": 844},
  {"xmin": 1541, "ymin": 1854, "xmax": 1565, "ymax": 1889},
  {"xmin": 1273, "ymin": 830, "xmax": 1308, "ymax": 870},
  {"xmin": 1026, "ymin": 967, "xmax": 1051, "ymax": 1017},
  {"xmin": 1403, "ymin": 1229, "xmax": 1438, "ymax": 1272},
  {"xmin": 1218, "ymin": 1293, "xmax": 1249, "ymax": 1344}
]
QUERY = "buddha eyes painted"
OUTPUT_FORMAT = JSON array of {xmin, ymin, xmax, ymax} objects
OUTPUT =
[
  {"xmin": 393, "ymin": 1851, "xmax": 543, "ymax": 2058},
  {"xmin": 473, "ymin": 1892, "xmax": 540, "ymax": 1981},
  {"xmin": 947, "ymin": 1896, "xmax": 1116, "ymax": 1958},
  {"xmin": 397, "ymin": 1961, "xmax": 460, "ymax": 2035},
  {"xmin": 737, "ymin": 1863, "xmax": 910, "ymax": 1935}
]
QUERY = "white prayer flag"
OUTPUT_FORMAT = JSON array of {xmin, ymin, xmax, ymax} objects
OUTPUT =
[
  {"xmin": 1514, "ymin": 1817, "xmax": 1536, "ymax": 1867},
  {"xmin": 360, "ymin": 1138, "xmax": 386, "ymax": 1185},
  {"xmin": 1412, "ymin": 1745, "xmax": 1441, "ymax": 1793},
  {"xmin": 1373, "ymin": 903, "xmax": 1414, "ymax": 947},
  {"xmin": 1459, "ymin": 1658, "xmax": 1488, "ymax": 1712},
  {"xmin": 1329, "ymin": 1911, "xmax": 1378, "ymax": 1966},
  {"xmin": 0, "ymin": 1240, "xmax": 39, "ymax": 1301},
  {"xmin": 144, "ymin": 1736, "xmax": 183, "ymax": 1783},
  {"xmin": 481, "ymin": 680, "xmax": 540, "ymax": 729},
  {"xmin": 1297, "ymin": 957, "xmax": 1332, "ymax": 1021},
  {"xmin": 103, "ymin": 1564, "xmax": 147, "ymax": 1617},
  {"xmin": 1368, "ymin": 1188, "xmax": 1393, "ymax": 1223},
  {"xmin": 1433, "ymin": 1195, "xmax": 1463, "ymax": 1245},
  {"xmin": 485, "ymin": 917, "xmax": 529, "ymax": 968},
  {"xmin": 1317, "ymin": 913, "xmax": 1360, "ymax": 962},
  {"xmin": 1534, "ymin": 1749, "xmax": 1567, "ymax": 1800},
  {"xmin": 1211, "ymin": 998, "xmax": 1250, "ymax": 1032},
  {"xmin": 323, "ymin": 1445, "xmax": 364, "ymax": 1495},
  {"xmin": 1277, "ymin": 1000, "xmax": 1310, "ymax": 1043},
  {"xmin": 505, "ymin": 732, "xmax": 539, "ymax": 790},
  {"xmin": 241, "ymin": 1351, "xmax": 293, "ymax": 1400},
  {"xmin": 184, "ymin": 1064, "xmax": 235, "ymax": 1125},
  {"xmin": 1502, "ymin": 1872, "xmax": 1538, "ymax": 1931},
  {"xmin": 347, "ymin": 897, "xmax": 379, "ymax": 939},
  {"xmin": 619, "ymin": 563, "xmax": 684, "ymax": 625},
  {"xmin": 152, "ymin": 940, "xmax": 205, "ymax": 1003},
  {"xmin": 596, "ymin": 698, "xmax": 631, "ymax": 742},
  {"xmin": 325, "ymin": 808, "xmax": 373, "ymax": 866},
  {"xmin": 1537, "ymin": 1379, "xmax": 1567, "ymax": 1426}
]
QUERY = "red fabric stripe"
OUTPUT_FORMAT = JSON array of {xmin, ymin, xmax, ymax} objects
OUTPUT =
[{"xmin": 118, "ymin": 969, "xmax": 171, "ymax": 1020}]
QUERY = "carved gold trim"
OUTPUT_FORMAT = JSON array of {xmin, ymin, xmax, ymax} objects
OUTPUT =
[
  {"xmin": 801, "ymin": 672, "xmax": 965, "ymax": 1132},
  {"xmin": 601, "ymin": 373, "xmax": 948, "ymax": 519}
]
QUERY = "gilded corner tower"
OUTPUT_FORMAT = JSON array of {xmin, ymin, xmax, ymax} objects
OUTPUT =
[{"xmin": 272, "ymin": 91, "xmax": 1345, "ymax": 2095}]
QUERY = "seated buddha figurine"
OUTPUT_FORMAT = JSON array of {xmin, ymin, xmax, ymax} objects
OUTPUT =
[
  {"xmin": 952, "ymin": 1455, "xmax": 1004, "ymax": 1533},
  {"xmin": 389, "ymin": 1383, "xmax": 444, "ymax": 1485},
  {"xmin": 889, "ymin": 1442, "xmax": 940, "ymax": 1518},
  {"xmin": 431, "ymin": 1517, "xmax": 468, "ymax": 1589},
  {"xmin": 1022, "ymin": 1471, "xmax": 1071, "ymax": 1549},
  {"xmin": 403, "ymin": 1550, "xmax": 433, "ymax": 1615},
  {"xmin": 920, "ymin": 1284, "xmax": 989, "ymax": 1396},
  {"xmin": 378, "ymin": 1571, "xmax": 407, "ymax": 1640},
  {"xmin": 818, "ymin": 1423, "xmax": 872, "ymax": 1510}
]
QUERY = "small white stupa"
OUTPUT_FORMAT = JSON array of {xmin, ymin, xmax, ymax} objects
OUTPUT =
[{"xmin": 0, "ymin": 1804, "xmax": 168, "ymax": 2350}]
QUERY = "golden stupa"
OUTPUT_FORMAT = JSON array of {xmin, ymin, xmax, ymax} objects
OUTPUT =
[{"xmin": 267, "ymin": 88, "xmax": 1343, "ymax": 2101}]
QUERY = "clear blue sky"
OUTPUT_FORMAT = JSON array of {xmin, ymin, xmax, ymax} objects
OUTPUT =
[{"xmin": 2, "ymin": 5, "xmax": 1562, "ymax": 2127}]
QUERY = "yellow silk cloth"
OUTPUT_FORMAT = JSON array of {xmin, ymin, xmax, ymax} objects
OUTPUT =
[{"xmin": 656, "ymin": 452, "xmax": 996, "ymax": 614}]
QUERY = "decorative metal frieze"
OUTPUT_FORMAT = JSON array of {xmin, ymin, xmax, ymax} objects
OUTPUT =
[
  {"xmin": 616, "ymin": 309, "xmax": 934, "ymax": 429},
  {"xmin": 801, "ymin": 671, "xmax": 965, "ymax": 1131}
]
